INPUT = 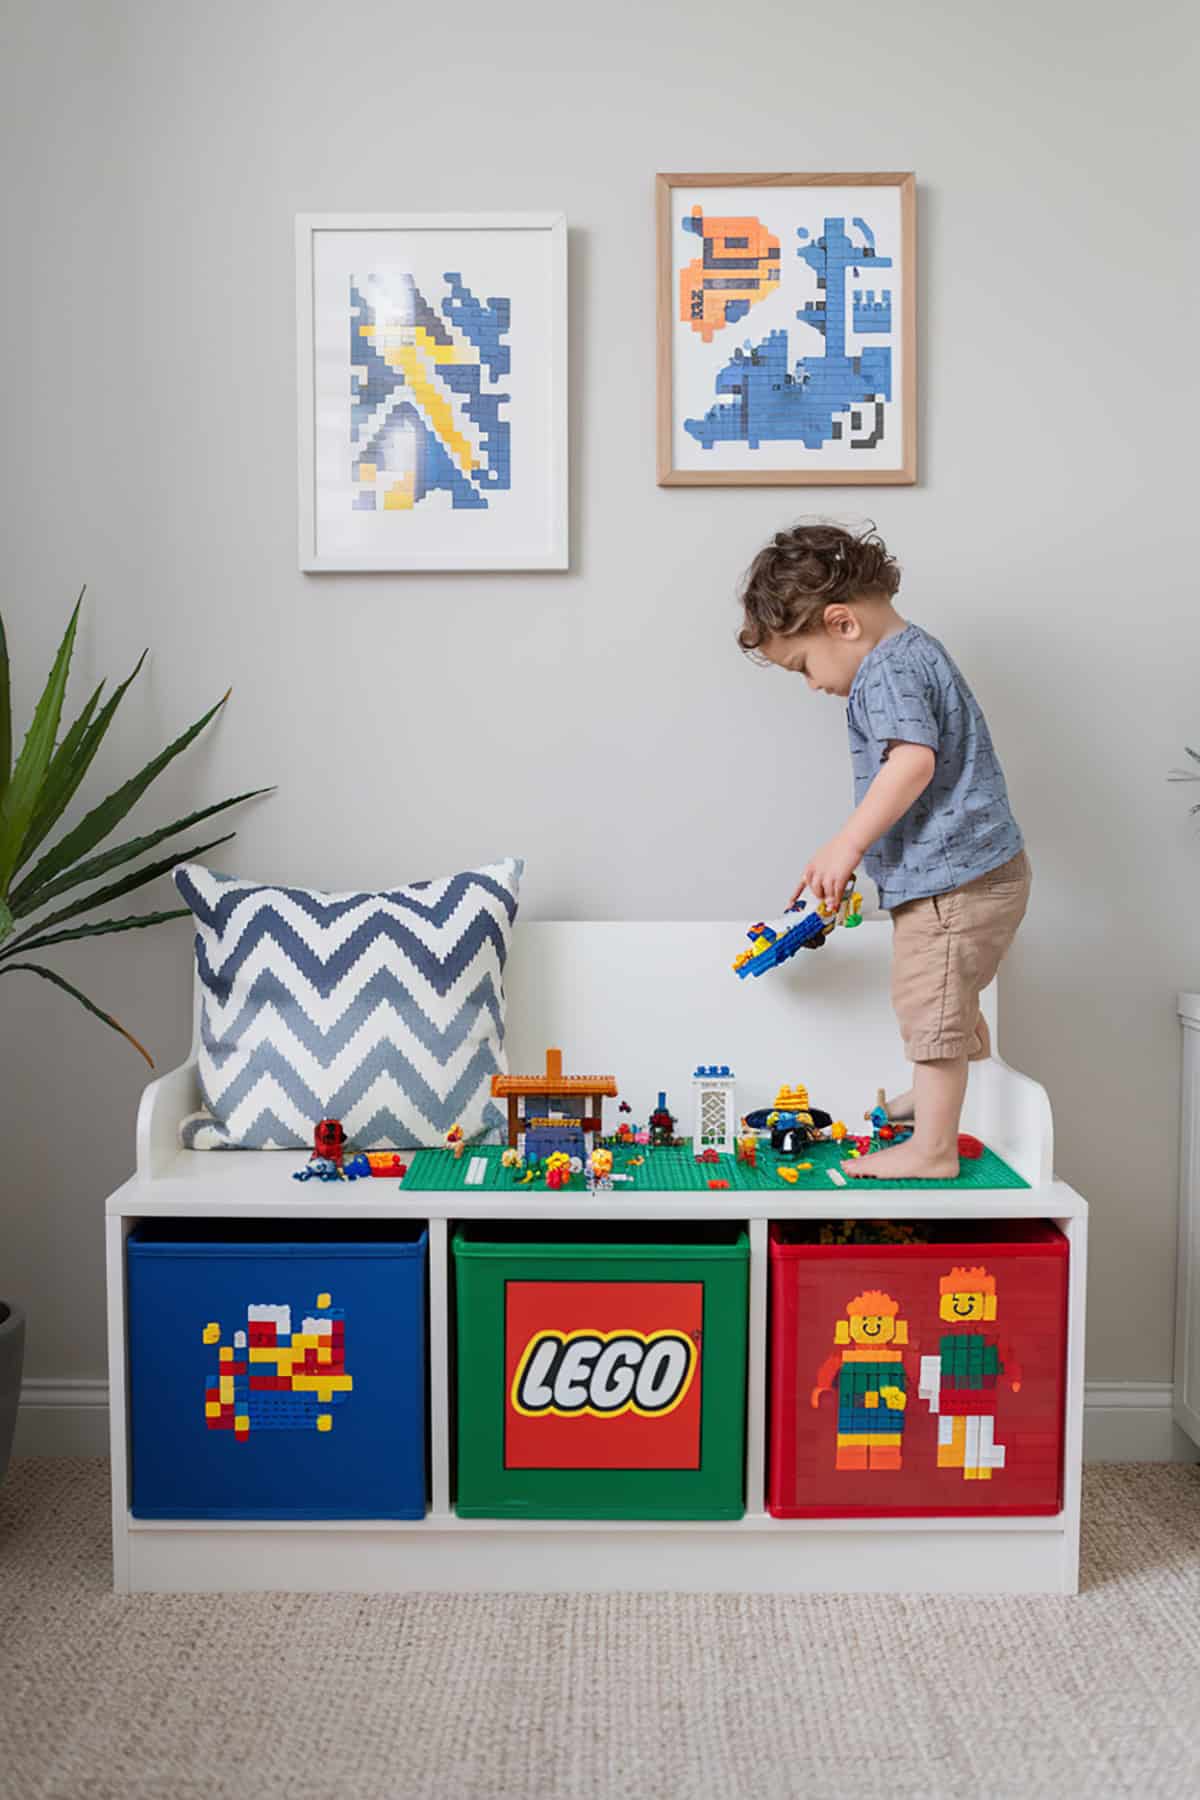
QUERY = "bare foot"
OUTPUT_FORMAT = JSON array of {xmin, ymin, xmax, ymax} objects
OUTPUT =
[
  {"xmin": 864, "ymin": 1087, "xmax": 915, "ymax": 1123},
  {"xmin": 843, "ymin": 1141, "xmax": 960, "ymax": 1181}
]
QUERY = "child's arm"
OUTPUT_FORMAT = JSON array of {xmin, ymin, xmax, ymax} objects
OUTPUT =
[{"xmin": 792, "ymin": 742, "xmax": 935, "ymax": 907}]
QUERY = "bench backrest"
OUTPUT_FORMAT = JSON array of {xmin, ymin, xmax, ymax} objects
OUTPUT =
[{"xmin": 503, "ymin": 919, "xmax": 997, "ymax": 1139}]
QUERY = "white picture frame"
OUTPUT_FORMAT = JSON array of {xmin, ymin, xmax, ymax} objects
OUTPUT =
[{"xmin": 296, "ymin": 212, "xmax": 568, "ymax": 571}]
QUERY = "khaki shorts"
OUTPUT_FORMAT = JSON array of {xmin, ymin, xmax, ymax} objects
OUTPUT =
[{"xmin": 890, "ymin": 850, "xmax": 1032, "ymax": 1063}]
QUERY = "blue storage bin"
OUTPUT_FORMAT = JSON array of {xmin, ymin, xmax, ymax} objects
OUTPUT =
[{"xmin": 128, "ymin": 1218, "xmax": 427, "ymax": 1519}]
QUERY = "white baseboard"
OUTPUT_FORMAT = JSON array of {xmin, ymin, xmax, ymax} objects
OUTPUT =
[
  {"xmin": 13, "ymin": 1379, "xmax": 111, "ymax": 1458},
  {"xmin": 1081, "ymin": 1383, "xmax": 1195, "ymax": 1463},
  {"xmin": 14, "ymin": 1379, "xmax": 1198, "ymax": 1464}
]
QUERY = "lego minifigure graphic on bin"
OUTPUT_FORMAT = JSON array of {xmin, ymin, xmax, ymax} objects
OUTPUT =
[
  {"xmin": 918, "ymin": 1267, "xmax": 1022, "ymax": 1480},
  {"xmin": 203, "ymin": 1293, "xmax": 352, "ymax": 1442},
  {"xmin": 811, "ymin": 1290, "xmax": 909, "ymax": 1471}
]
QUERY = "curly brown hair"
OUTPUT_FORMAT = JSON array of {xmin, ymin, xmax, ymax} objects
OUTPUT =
[{"xmin": 737, "ymin": 522, "xmax": 901, "ymax": 654}]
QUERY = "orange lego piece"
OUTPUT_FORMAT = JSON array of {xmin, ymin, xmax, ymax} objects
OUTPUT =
[{"xmin": 490, "ymin": 1047, "xmax": 617, "ymax": 1101}]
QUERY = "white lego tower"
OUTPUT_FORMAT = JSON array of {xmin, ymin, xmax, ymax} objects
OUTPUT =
[{"xmin": 692, "ymin": 1064, "xmax": 737, "ymax": 1156}]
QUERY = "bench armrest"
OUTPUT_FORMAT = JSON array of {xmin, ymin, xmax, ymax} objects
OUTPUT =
[
  {"xmin": 961, "ymin": 1055, "xmax": 1054, "ymax": 1187},
  {"xmin": 136, "ymin": 1058, "xmax": 201, "ymax": 1180}
]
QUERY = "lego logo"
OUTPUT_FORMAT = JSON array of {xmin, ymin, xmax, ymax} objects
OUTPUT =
[{"xmin": 511, "ymin": 1329, "xmax": 697, "ymax": 1420}]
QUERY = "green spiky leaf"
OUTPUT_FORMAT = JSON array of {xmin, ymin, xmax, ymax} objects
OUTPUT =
[
  {"xmin": 18, "ymin": 650, "xmax": 149, "ymax": 873},
  {"xmin": 0, "ymin": 960, "xmax": 153, "ymax": 1066},
  {"xmin": 0, "ymin": 908, "xmax": 189, "ymax": 961},
  {"xmin": 8, "ymin": 684, "xmax": 230, "ymax": 904},
  {"xmin": 0, "ymin": 831, "xmax": 235, "ymax": 953},
  {"xmin": 17, "ymin": 677, "xmax": 105, "ymax": 861},
  {"xmin": 10, "ymin": 786, "xmax": 272, "ymax": 917},
  {"xmin": 0, "ymin": 590, "xmax": 84, "ymax": 893}
]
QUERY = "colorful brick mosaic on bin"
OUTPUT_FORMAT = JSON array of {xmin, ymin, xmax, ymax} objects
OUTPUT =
[{"xmin": 203, "ymin": 1295, "xmax": 351, "ymax": 1441}]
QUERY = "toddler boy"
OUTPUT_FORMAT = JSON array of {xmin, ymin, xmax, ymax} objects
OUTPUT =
[{"xmin": 737, "ymin": 522, "xmax": 1030, "ymax": 1180}]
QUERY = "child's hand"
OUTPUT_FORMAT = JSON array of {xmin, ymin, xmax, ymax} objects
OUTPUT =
[{"xmin": 792, "ymin": 833, "xmax": 862, "ymax": 909}]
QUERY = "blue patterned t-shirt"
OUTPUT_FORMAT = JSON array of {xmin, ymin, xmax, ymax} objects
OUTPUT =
[{"xmin": 846, "ymin": 623, "xmax": 1023, "ymax": 908}]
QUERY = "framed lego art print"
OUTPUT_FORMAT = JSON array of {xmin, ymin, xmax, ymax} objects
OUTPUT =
[
  {"xmin": 297, "ymin": 213, "xmax": 568, "ymax": 570},
  {"xmin": 656, "ymin": 173, "xmax": 916, "ymax": 486}
]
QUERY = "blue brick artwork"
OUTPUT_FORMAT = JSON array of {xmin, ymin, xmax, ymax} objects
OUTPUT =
[
  {"xmin": 350, "ymin": 272, "xmax": 512, "ymax": 511},
  {"xmin": 679, "ymin": 207, "xmax": 897, "ymax": 461}
]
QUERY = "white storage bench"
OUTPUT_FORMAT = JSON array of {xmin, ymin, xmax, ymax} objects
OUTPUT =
[{"xmin": 105, "ymin": 920, "xmax": 1086, "ymax": 1594}]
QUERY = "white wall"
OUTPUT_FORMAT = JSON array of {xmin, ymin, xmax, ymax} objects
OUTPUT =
[{"xmin": 1, "ymin": 0, "xmax": 1197, "ymax": 1392}]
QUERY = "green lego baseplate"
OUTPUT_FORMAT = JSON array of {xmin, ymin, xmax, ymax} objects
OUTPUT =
[{"xmin": 401, "ymin": 1137, "xmax": 1029, "ymax": 1193}]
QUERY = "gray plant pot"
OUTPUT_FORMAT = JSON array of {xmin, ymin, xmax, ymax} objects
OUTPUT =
[{"xmin": 0, "ymin": 1301, "xmax": 25, "ymax": 1487}]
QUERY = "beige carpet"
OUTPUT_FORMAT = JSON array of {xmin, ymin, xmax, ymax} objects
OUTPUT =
[{"xmin": 1, "ymin": 1460, "xmax": 1198, "ymax": 1800}]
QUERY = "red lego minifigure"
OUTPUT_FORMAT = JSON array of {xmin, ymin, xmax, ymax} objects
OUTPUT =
[{"xmin": 313, "ymin": 1119, "xmax": 346, "ymax": 1166}]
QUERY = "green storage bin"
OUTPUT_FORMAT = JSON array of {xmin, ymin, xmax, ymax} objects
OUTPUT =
[{"xmin": 452, "ymin": 1222, "xmax": 749, "ymax": 1519}]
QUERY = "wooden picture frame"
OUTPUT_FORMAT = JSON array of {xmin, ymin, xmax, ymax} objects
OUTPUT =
[
  {"xmin": 656, "ymin": 173, "xmax": 916, "ymax": 486},
  {"xmin": 297, "ymin": 212, "xmax": 568, "ymax": 571}
]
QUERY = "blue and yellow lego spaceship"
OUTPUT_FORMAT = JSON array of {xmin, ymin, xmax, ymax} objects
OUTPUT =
[{"xmin": 732, "ymin": 882, "xmax": 863, "ymax": 980}]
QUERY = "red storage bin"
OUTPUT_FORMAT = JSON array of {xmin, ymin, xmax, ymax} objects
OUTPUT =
[{"xmin": 768, "ymin": 1221, "xmax": 1068, "ymax": 1517}]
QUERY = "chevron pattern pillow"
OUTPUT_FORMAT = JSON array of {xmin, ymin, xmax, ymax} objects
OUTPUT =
[{"xmin": 174, "ymin": 857, "xmax": 523, "ymax": 1150}]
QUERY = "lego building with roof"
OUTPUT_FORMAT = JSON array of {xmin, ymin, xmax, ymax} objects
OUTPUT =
[{"xmin": 490, "ymin": 1048, "xmax": 618, "ymax": 1161}]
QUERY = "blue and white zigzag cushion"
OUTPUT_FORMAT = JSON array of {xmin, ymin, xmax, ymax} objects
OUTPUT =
[{"xmin": 174, "ymin": 857, "xmax": 523, "ymax": 1150}]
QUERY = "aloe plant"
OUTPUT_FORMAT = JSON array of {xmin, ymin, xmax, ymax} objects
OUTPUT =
[
  {"xmin": 1170, "ymin": 748, "xmax": 1200, "ymax": 818},
  {"xmin": 0, "ymin": 590, "xmax": 271, "ymax": 1064}
]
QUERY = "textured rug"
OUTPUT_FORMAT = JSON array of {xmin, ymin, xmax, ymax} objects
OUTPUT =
[{"xmin": 1, "ymin": 1459, "xmax": 1198, "ymax": 1800}]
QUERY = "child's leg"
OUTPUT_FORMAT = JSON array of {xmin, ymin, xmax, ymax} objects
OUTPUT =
[
  {"xmin": 866, "ymin": 982, "xmax": 988, "ymax": 1124},
  {"xmin": 847, "ymin": 1055, "xmax": 966, "ymax": 1179},
  {"xmin": 846, "ymin": 853, "xmax": 1030, "ymax": 1181}
]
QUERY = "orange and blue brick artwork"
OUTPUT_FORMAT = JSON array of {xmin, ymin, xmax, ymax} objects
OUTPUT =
[
  {"xmin": 811, "ymin": 1291, "xmax": 909, "ymax": 1472},
  {"xmin": 202, "ymin": 1292, "xmax": 352, "ymax": 1442},
  {"xmin": 918, "ymin": 1267, "xmax": 1022, "ymax": 1480},
  {"xmin": 679, "ymin": 206, "xmax": 781, "ymax": 344}
]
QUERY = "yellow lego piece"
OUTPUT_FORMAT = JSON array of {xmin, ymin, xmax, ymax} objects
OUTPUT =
[
  {"xmin": 234, "ymin": 1414, "xmax": 250, "ymax": 1431},
  {"xmin": 356, "ymin": 466, "xmax": 375, "ymax": 484},
  {"xmin": 317, "ymin": 1414, "xmax": 332, "ymax": 1432},
  {"xmin": 318, "ymin": 1347, "xmax": 332, "ymax": 1365},
  {"xmin": 219, "ymin": 1346, "xmax": 233, "ymax": 1363},
  {"xmin": 202, "ymin": 1323, "xmax": 220, "ymax": 1344},
  {"xmin": 393, "ymin": 342, "xmax": 476, "ymax": 473},
  {"xmin": 879, "ymin": 1385, "xmax": 907, "ymax": 1410},
  {"xmin": 777, "ymin": 1166, "xmax": 799, "ymax": 1184},
  {"xmin": 864, "ymin": 1391, "xmax": 879, "ymax": 1408},
  {"xmin": 317, "ymin": 1293, "xmax": 331, "ymax": 1309},
  {"xmin": 291, "ymin": 1374, "xmax": 353, "ymax": 1394},
  {"xmin": 205, "ymin": 1402, "xmax": 221, "ymax": 1418},
  {"xmin": 384, "ymin": 476, "xmax": 415, "ymax": 510},
  {"xmin": 219, "ymin": 1376, "xmax": 234, "ymax": 1403},
  {"xmin": 798, "ymin": 1161, "xmax": 813, "ymax": 1170}
]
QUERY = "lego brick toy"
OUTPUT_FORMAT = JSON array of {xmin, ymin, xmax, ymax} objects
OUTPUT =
[{"xmin": 733, "ymin": 879, "xmax": 863, "ymax": 979}]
